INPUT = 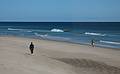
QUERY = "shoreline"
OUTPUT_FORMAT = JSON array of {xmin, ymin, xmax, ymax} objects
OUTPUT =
[{"xmin": 0, "ymin": 35, "xmax": 119, "ymax": 50}]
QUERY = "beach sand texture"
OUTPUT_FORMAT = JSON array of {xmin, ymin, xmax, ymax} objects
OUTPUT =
[{"xmin": 0, "ymin": 36, "xmax": 120, "ymax": 74}]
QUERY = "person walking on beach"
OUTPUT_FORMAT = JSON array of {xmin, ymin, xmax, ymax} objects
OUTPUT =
[
  {"xmin": 29, "ymin": 42, "xmax": 34, "ymax": 54},
  {"xmin": 91, "ymin": 39, "xmax": 95, "ymax": 47}
]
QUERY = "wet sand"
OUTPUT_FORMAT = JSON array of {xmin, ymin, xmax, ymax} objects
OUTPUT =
[{"xmin": 0, "ymin": 36, "xmax": 120, "ymax": 74}]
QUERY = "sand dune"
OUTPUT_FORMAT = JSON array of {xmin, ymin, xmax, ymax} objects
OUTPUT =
[{"xmin": 0, "ymin": 36, "xmax": 120, "ymax": 74}]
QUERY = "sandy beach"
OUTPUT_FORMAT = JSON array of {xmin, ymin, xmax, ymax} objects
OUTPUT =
[{"xmin": 0, "ymin": 36, "xmax": 120, "ymax": 74}]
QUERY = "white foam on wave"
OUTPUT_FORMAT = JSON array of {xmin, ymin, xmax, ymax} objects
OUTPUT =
[
  {"xmin": 27, "ymin": 30, "xmax": 32, "ymax": 32},
  {"xmin": 51, "ymin": 29, "xmax": 64, "ymax": 32},
  {"xmin": 100, "ymin": 40, "xmax": 120, "ymax": 45},
  {"xmin": 8, "ymin": 28, "xmax": 22, "ymax": 31},
  {"xmin": 85, "ymin": 32, "xmax": 106, "ymax": 36},
  {"xmin": 47, "ymin": 36, "xmax": 70, "ymax": 40},
  {"xmin": 34, "ymin": 33, "xmax": 70, "ymax": 40},
  {"xmin": 8, "ymin": 28, "xmax": 33, "ymax": 33},
  {"xmin": 34, "ymin": 33, "xmax": 48, "ymax": 37}
]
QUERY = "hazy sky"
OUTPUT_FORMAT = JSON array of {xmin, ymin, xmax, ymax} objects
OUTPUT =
[{"xmin": 0, "ymin": 0, "xmax": 120, "ymax": 22}]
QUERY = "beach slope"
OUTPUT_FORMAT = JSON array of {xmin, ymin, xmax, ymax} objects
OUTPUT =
[{"xmin": 0, "ymin": 36, "xmax": 120, "ymax": 74}]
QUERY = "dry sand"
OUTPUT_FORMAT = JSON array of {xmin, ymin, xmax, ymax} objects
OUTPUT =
[{"xmin": 0, "ymin": 36, "xmax": 120, "ymax": 74}]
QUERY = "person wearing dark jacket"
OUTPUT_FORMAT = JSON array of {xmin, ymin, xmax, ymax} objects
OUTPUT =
[{"xmin": 29, "ymin": 42, "xmax": 34, "ymax": 54}]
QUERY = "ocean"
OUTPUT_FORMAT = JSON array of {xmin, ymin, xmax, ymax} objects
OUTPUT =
[{"xmin": 0, "ymin": 22, "xmax": 120, "ymax": 49}]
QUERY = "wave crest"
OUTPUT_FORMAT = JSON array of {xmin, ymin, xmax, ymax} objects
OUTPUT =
[
  {"xmin": 100, "ymin": 40, "xmax": 120, "ymax": 45},
  {"xmin": 34, "ymin": 33, "xmax": 70, "ymax": 41},
  {"xmin": 8, "ymin": 28, "xmax": 33, "ymax": 33},
  {"xmin": 51, "ymin": 29, "xmax": 64, "ymax": 32},
  {"xmin": 85, "ymin": 32, "xmax": 106, "ymax": 36},
  {"xmin": 8, "ymin": 28, "xmax": 22, "ymax": 31},
  {"xmin": 34, "ymin": 33, "xmax": 48, "ymax": 37}
]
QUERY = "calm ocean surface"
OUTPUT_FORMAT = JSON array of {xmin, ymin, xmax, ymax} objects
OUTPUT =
[{"xmin": 0, "ymin": 22, "xmax": 120, "ymax": 49}]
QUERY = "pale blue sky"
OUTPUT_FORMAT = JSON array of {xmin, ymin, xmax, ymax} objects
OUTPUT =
[{"xmin": 0, "ymin": 0, "xmax": 120, "ymax": 22}]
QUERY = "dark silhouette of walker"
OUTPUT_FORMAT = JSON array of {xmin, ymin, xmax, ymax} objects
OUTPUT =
[{"xmin": 29, "ymin": 42, "xmax": 34, "ymax": 54}]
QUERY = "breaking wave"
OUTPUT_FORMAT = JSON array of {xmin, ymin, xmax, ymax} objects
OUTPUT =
[
  {"xmin": 85, "ymin": 32, "xmax": 106, "ymax": 36},
  {"xmin": 8, "ymin": 28, "xmax": 33, "ymax": 33},
  {"xmin": 100, "ymin": 40, "xmax": 120, "ymax": 45},
  {"xmin": 34, "ymin": 33, "xmax": 70, "ymax": 41},
  {"xmin": 8, "ymin": 28, "xmax": 22, "ymax": 31},
  {"xmin": 34, "ymin": 33, "xmax": 48, "ymax": 38},
  {"xmin": 51, "ymin": 29, "xmax": 64, "ymax": 32},
  {"xmin": 8, "ymin": 28, "xmax": 64, "ymax": 33}
]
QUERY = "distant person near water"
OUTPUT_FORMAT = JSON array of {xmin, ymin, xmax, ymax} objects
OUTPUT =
[
  {"xmin": 91, "ymin": 39, "xmax": 95, "ymax": 47},
  {"xmin": 29, "ymin": 42, "xmax": 34, "ymax": 54}
]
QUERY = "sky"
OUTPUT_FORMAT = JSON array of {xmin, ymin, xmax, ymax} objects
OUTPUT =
[{"xmin": 0, "ymin": 0, "xmax": 120, "ymax": 22}]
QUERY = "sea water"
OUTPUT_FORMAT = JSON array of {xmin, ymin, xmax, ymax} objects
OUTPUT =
[{"xmin": 0, "ymin": 22, "xmax": 120, "ymax": 49}]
